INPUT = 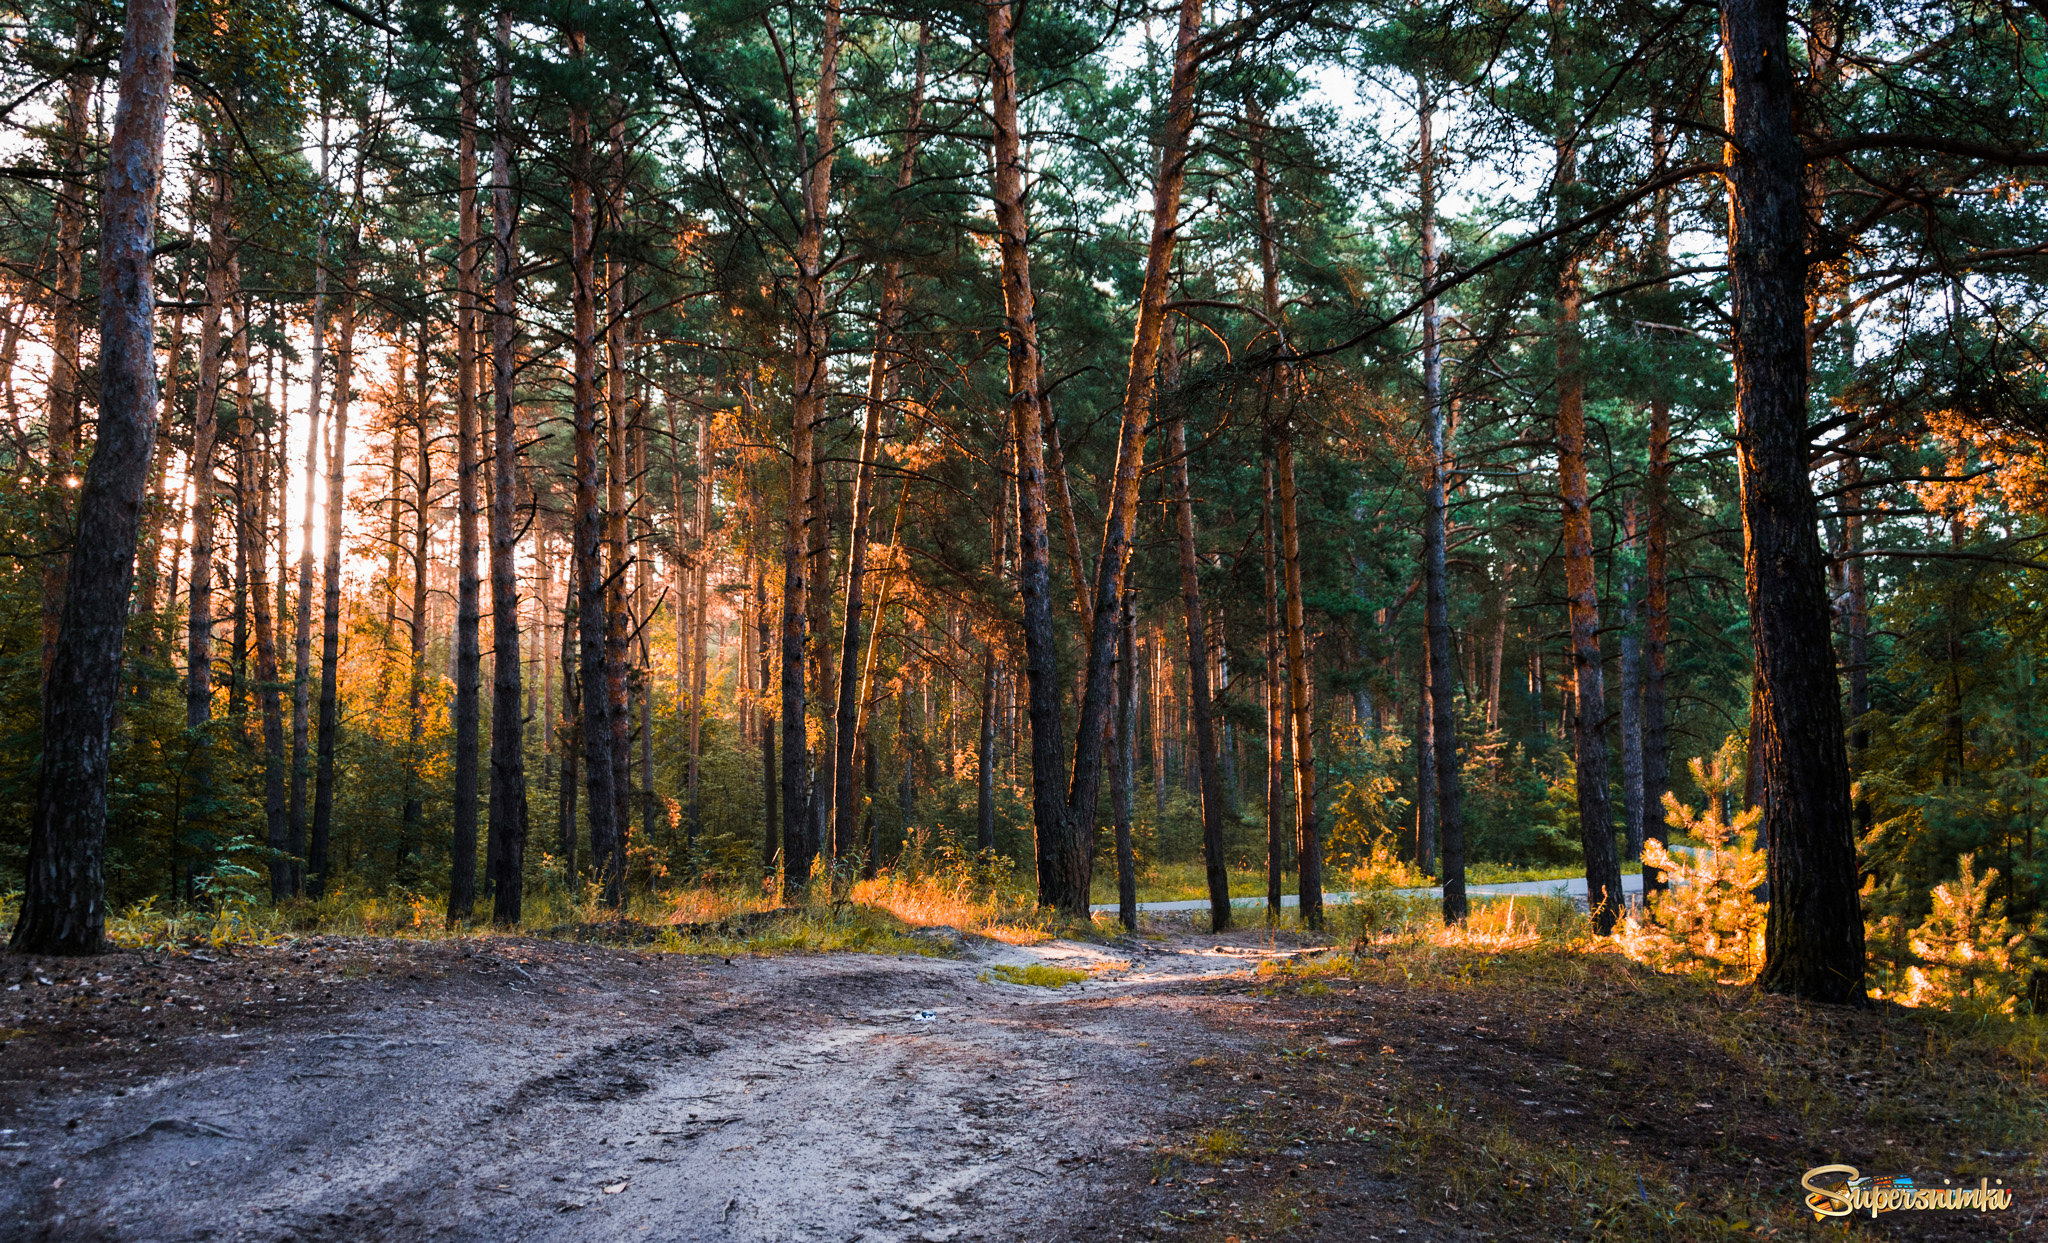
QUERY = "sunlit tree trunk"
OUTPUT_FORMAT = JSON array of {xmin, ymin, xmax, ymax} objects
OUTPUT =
[
  {"xmin": 1724, "ymin": 0, "xmax": 1865, "ymax": 1002},
  {"xmin": 487, "ymin": 8, "xmax": 528, "ymax": 924},
  {"xmin": 10, "ymin": 0, "xmax": 175, "ymax": 954}
]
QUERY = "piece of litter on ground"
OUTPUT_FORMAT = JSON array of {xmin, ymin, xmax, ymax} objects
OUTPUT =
[
  {"xmin": 604, "ymin": 1182, "xmax": 628, "ymax": 1194},
  {"xmin": 913, "ymin": 1010, "xmax": 937, "ymax": 1022}
]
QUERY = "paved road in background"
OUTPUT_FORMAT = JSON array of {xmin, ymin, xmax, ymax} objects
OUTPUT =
[{"xmin": 1089, "ymin": 871, "xmax": 1646, "ymax": 915}]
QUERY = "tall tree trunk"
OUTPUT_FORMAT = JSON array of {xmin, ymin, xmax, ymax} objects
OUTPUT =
[
  {"xmin": 487, "ymin": 8, "xmax": 528, "ymax": 924},
  {"xmin": 602, "ymin": 128, "xmax": 632, "ymax": 891},
  {"xmin": 1417, "ymin": 659, "xmax": 1437, "ymax": 872},
  {"xmin": 558, "ymin": 561, "xmax": 580, "ymax": 876},
  {"xmin": 1114, "ymin": 596, "xmax": 1138, "ymax": 930},
  {"xmin": 688, "ymin": 405, "xmax": 709, "ymax": 842},
  {"xmin": 833, "ymin": 27, "xmax": 925, "ymax": 863},
  {"xmin": 1619, "ymin": 501, "xmax": 1645, "ymax": 861},
  {"xmin": 400, "ymin": 335, "xmax": 430, "ymax": 881},
  {"xmin": 1166, "ymin": 362, "xmax": 1230, "ymax": 930},
  {"xmin": 1277, "ymin": 425, "xmax": 1321, "ymax": 929},
  {"xmin": 40, "ymin": 13, "xmax": 92, "ymax": 679},
  {"xmin": 987, "ymin": 0, "xmax": 1070, "ymax": 910},
  {"xmin": 309, "ymin": 163, "xmax": 361, "ymax": 898},
  {"xmin": 11, "ymin": 0, "xmax": 175, "ymax": 954},
  {"xmin": 135, "ymin": 258, "xmax": 186, "ymax": 670},
  {"xmin": 976, "ymin": 645, "xmax": 998, "ymax": 852},
  {"xmin": 1724, "ymin": 0, "xmax": 1865, "ymax": 1002},
  {"xmin": 240, "ymin": 298, "xmax": 284, "ymax": 901},
  {"xmin": 757, "ymin": 556, "xmax": 777, "ymax": 872},
  {"xmin": 1641, "ymin": 124, "xmax": 1674, "ymax": 895},
  {"xmin": 567, "ymin": 27, "xmax": 619, "ymax": 907},
  {"xmin": 187, "ymin": 160, "xmax": 231, "ymax": 737},
  {"xmin": 1261, "ymin": 460, "xmax": 1285, "ymax": 918},
  {"xmin": 1417, "ymin": 77, "xmax": 1466, "ymax": 923},
  {"xmin": 287, "ymin": 127, "xmax": 329, "ymax": 900},
  {"xmin": 1054, "ymin": 0, "xmax": 1204, "ymax": 916},
  {"xmin": 781, "ymin": 0, "xmax": 842, "ymax": 890},
  {"xmin": 1552, "ymin": 5, "xmax": 1624, "ymax": 933},
  {"xmin": 450, "ymin": 45, "xmax": 483, "ymax": 921}
]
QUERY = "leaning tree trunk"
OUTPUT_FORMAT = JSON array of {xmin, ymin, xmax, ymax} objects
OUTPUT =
[
  {"xmin": 1055, "ymin": 0, "xmax": 1204, "ymax": 916},
  {"xmin": 1724, "ymin": 0, "xmax": 1865, "ymax": 1003},
  {"xmin": 449, "ymin": 47, "xmax": 483, "ymax": 921},
  {"xmin": 567, "ymin": 31, "xmax": 619, "ymax": 908},
  {"xmin": 1552, "ymin": 7, "xmax": 1624, "ymax": 933},
  {"xmin": 986, "ymin": 0, "xmax": 1069, "ymax": 907},
  {"xmin": 487, "ymin": 7, "xmax": 529, "ymax": 925},
  {"xmin": 782, "ymin": 0, "xmax": 841, "ymax": 889},
  {"xmin": 1417, "ymin": 76, "xmax": 1467, "ymax": 923},
  {"xmin": 11, "ymin": 0, "xmax": 175, "ymax": 955}
]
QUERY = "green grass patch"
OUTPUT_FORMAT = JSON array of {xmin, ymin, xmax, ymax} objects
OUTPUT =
[{"xmin": 979, "ymin": 962, "xmax": 1089, "ymax": 989}]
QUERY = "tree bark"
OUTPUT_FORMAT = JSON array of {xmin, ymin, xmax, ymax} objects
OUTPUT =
[
  {"xmin": 10, "ymin": 0, "xmax": 175, "ymax": 954},
  {"xmin": 756, "ymin": 555, "xmax": 776, "ymax": 872},
  {"xmin": 1277, "ymin": 424, "xmax": 1321, "ymax": 929},
  {"xmin": 602, "ymin": 131, "xmax": 632, "ymax": 893},
  {"xmin": 1552, "ymin": 4, "xmax": 1624, "ymax": 933},
  {"xmin": 987, "ymin": 0, "xmax": 1069, "ymax": 909},
  {"xmin": 400, "ymin": 333, "xmax": 431, "ymax": 882},
  {"xmin": 309, "ymin": 159, "xmax": 361, "ymax": 898},
  {"xmin": 1261, "ymin": 460, "xmax": 1285, "ymax": 918},
  {"xmin": 449, "ymin": 43, "xmax": 483, "ymax": 922},
  {"xmin": 1642, "ymin": 125, "xmax": 1674, "ymax": 895},
  {"xmin": 1417, "ymin": 659, "xmax": 1436, "ymax": 872},
  {"xmin": 238, "ymin": 297, "xmax": 284, "ymax": 902},
  {"xmin": 187, "ymin": 160, "xmax": 231, "ymax": 738},
  {"xmin": 1166, "ymin": 367, "xmax": 1230, "ymax": 931},
  {"xmin": 1724, "ymin": 0, "xmax": 1865, "ymax": 1003},
  {"xmin": 1114, "ymin": 595, "xmax": 1138, "ymax": 930},
  {"xmin": 40, "ymin": 13, "xmax": 92, "ymax": 680},
  {"xmin": 832, "ymin": 26, "xmax": 925, "ymax": 864},
  {"xmin": 1418, "ymin": 77, "xmax": 1467, "ymax": 923},
  {"xmin": 568, "ymin": 26, "xmax": 620, "ymax": 907},
  {"xmin": 1055, "ymin": 0, "xmax": 1204, "ymax": 917},
  {"xmin": 287, "ymin": 126, "xmax": 329, "ymax": 901},
  {"xmin": 487, "ymin": 8, "xmax": 528, "ymax": 924},
  {"xmin": 781, "ymin": 0, "xmax": 841, "ymax": 890}
]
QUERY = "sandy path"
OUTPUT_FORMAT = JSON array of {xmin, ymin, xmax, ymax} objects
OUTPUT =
[{"xmin": 0, "ymin": 930, "xmax": 1305, "ymax": 1243}]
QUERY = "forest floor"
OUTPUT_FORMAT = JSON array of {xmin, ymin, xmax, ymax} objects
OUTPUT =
[{"xmin": 0, "ymin": 912, "xmax": 2040, "ymax": 1242}]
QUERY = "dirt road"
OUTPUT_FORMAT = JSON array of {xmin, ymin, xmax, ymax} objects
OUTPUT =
[{"xmin": 0, "ymin": 928, "xmax": 1311, "ymax": 1243}]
